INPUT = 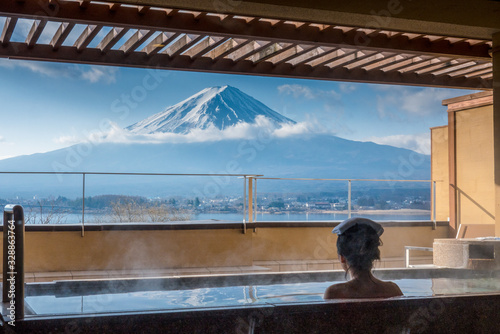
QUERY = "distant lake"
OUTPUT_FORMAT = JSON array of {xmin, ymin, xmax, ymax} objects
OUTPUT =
[
  {"xmin": 198, "ymin": 212, "xmax": 432, "ymax": 222},
  {"xmin": 27, "ymin": 211, "xmax": 432, "ymax": 224}
]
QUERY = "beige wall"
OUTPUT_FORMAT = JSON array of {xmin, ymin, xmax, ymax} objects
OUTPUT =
[
  {"xmin": 24, "ymin": 229, "xmax": 253, "ymax": 272},
  {"xmin": 431, "ymin": 126, "xmax": 450, "ymax": 221},
  {"xmin": 3, "ymin": 225, "xmax": 448, "ymax": 272},
  {"xmin": 455, "ymin": 105, "xmax": 495, "ymax": 226},
  {"xmin": 437, "ymin": 93, "xmax": 495, "ymax": 235}
]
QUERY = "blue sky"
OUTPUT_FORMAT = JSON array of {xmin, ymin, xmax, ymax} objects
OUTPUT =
[{"xmin": 0, "ymin": 57, "xmax": 478, "ymax": 160}]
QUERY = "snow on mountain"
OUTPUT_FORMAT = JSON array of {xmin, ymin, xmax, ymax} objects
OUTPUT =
[{"xmin": 126, "ymin": 85, "xmax": 295, "ymax": 134}]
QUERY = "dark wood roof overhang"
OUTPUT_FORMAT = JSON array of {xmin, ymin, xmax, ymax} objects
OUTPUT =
[{"xmin": 0, "ymin": 0, "xmax": 493, "ymax": 89}]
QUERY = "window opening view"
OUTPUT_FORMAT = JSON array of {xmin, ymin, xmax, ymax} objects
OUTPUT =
[{"xmin": 0, "ymin": 0, "xmax": 498, "ymax": 332}]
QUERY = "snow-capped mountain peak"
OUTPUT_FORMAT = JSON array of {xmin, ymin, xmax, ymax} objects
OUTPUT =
[{"xmin": 126, "ymin": 85, "xmax": 295, "ymax": 134}]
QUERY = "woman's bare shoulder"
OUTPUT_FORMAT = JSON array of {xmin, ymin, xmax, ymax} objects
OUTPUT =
[
  {"xmin": 382, "ymin": 280, "xmax": 403, "ymax": 297},
  {"xmin": 323, "ymin": 283, "xmax": 349, "ymax": 299}
]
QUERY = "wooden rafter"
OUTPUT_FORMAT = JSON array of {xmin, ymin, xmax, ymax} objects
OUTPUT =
[
  {"xmin": 0, "ymin": 0, "xmax": 490, "ymax": 60},
  {"xmin": 26, "ymin": 19, "xmax": 47, "ymax": 48},
  {"xmin": 74, "ymin": 24, "xmax": 102, "ymax": 52},
  {"xmin": 267, "ymin": 45, "xmax": 316, "ymax": 65},
  {"xmin": 183, "ymin": 36, "xmax": 227, "ymax": 58},
  {"xmin": 97, "ymin": 27, "xmax": 129, "ymax": 53},
  {"xmin": 119, "ymin": 29, "xmax": 154, "ymax": 54},
  {"xmin": 0, "ymin": 17, "xmax": 17, "ymax": 45},
  {"xmin": 247, "ymin": 42, "xmax": 292, "ymax": 63},
  {"xmin": 0, "ymin": 42, "xmax": 491, "ymax": 90},
  {"xmin": 141, "ymin": 32, "xmax": 179, "ymax": 55},
  {"xmin": 0, "ymin": 0, "xmax": 493, "ymax": 89},
  {"xmin": 50, "ymin": 22, "xmax": 75, "ymax": 50}
]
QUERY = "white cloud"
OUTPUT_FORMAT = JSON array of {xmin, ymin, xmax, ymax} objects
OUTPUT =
[
  {"xmin": 0, "ymin": 59, "xmax": 117, "ymax": 84},
  {"xmin": 277, "ymin": 84, "xmax": 341, "ymax": 100},
  {"xmin": 339, "ymin": 83, "xmax": 357, "ymax": 93},
  {"xmin": 81, "ymin": 66, "xmax": 117, "ymax": 84},
  {"xmin": 365, "ymin": 133, "xmax": 430, "ymax": 154},
  {"xmin": 53, "ymin": 135, "xmax": 81, "ymax": 146},
  {"xmin": 0, "ymin": 136, "xmax": 4, "ymax": 142},
  {"xmin": 54, "ymin": 116, "xmax": 326, "ymax": 146},
  {"xmin": 374, "ymin": 86, "xmax": 479, "ymax": 119},
  {"xmin": 278, "ymin": 84, "xmax": 315, "ymax": 99}
]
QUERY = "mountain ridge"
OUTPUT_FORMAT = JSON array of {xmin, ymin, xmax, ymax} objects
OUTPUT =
[
  {"xmin": 0, "ymin": 85, "xmax": 430, "ymax": 197},
  {"xmin": 127, "ymin": 85, "xmax": 295, "ymax": 134}
]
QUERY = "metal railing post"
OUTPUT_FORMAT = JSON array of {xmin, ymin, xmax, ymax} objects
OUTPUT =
[
  {"xmin": 82, "ymin": 173, "xmax": 86, "ymax": 237},
  {"xmin": 242, "ymin": 176, "xmax": 247, "ymax": 233},
  {"xmin": 248, "ymin": 177, "xmax": 253, "ymax": 223},
  {"xmin": 348, "ymin": 180, "xmax": 352, "ymax": 219},
  {"xmin": 3, "ymin": 204, "xmax": 25, "ymax": 321},
  {"xmin": 432, "ymin": 180, "xmax": 437, "ymax": 229},
  {"xmin": 254, "ymin": 178, "xmax": 257, "ymax": 222}
]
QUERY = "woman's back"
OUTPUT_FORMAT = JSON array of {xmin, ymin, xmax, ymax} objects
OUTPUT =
[
  {"xmin": 324, "ymin": 275, "xmax": 402, "ymax": 299},
  {"xmin": 323, "ymin": 218, "xmax": 403, "ymax": 300}
]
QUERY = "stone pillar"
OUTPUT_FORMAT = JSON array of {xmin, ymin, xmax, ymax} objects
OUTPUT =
[{"xmin": 493, "ymin": 32, "xmax": 500, "ymax": 236}]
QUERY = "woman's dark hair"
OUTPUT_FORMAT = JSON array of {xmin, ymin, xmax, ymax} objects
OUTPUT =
[{"xmin": 336, "ymin": 223, "xmax": 382, "ymax": 275}]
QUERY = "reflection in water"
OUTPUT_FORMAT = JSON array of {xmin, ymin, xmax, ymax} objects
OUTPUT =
[{"xmin": 25, "ymin": 278, "xmax": 500, "ymax": 317}]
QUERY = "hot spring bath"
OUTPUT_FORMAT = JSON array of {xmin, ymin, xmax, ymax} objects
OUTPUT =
[{"xmin": 3, "ymin": 269, "xmax": 500, "ymax": 333}]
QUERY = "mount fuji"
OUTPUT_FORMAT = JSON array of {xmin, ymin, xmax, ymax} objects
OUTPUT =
[
  {"xmin": 0, "ymin": 86, "xmax": 430, "ymax": 197},
  {"xmin": 127, "ymin": 85, "xmax": 295, "ymax": 134}
]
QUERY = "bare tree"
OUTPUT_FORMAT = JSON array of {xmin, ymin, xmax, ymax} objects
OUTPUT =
[
  {"xmin": 24, "ymin": 200, "xmax": 68, "ymax": 224},
  {"xmin": 108, "ymin": 199, "xmax": 191, "ymax": 223}
]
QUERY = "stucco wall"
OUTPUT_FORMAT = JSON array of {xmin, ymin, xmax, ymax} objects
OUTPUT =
[
  {"xmin": 3, "ymin": 224, "xmax": 448, "ymax": 272},
  {"xmin": 455, "ymin": 105, "xmax": 495, "ymax": 226}
]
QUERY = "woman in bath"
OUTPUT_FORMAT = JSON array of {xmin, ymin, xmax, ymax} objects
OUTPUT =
[{"xmin": 324, "ymin": 217, "xmax": 403, "ymax": 299}]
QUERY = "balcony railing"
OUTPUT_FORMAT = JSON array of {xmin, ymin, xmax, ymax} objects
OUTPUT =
[{"xmin": 0, "ymin": 171, "xmax": 440, "ymax": 236}]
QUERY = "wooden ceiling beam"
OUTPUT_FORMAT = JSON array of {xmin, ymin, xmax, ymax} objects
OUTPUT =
[
  {"xmin": 0, "ymin": 0, "xmax": 491, "ymax": 60},
  {"xmin": 431, "ymin": 60, "xmax": 477, "ymax": 76},
  {"xmin": 288, "ymin": 46, "xmax": 328, "ymax": 66},
  {"xmin": 397, "ymin": 57, "xmax": 444, "ymax": 73},
  {"xmin": 0, "ymin": 42, "xmax": 491, "ymax": 90},
  {"xmin": 205, "ymin": 38, "xmax": 246, "ymax": 60},
  {"xmin": 362, "ymin": 53, "xmax": 402, "ymax": 71},
  {"xmin": 141, "ymin": 32, "xmax": 179, "ymax": 56},
  {"xmin": 304, "ymin": 47, "xmax": 341, "ymax": 67},
  {"xmin": 163, "ymin": 34, "xmax": 205, "ymax": 57},
  {"xmin": 119, "ymin": 29, "xmax": 154, "ymax": 54},
  {"xmin": 247, "ymin": 42, "xmax": 292, "ymax": 64},
  {"xmin": 465, "ymin": 67, "xmax": 493, "ymax": 78},
  {"xmin": 344, "ymin": 52, "xmax": 387, "ymax": 70},
  {"xmin": 97, "ymin": 27, "xmax": 129, "ymax": 53},
  {"xmin": 226, "ymin": 40, "xmax": 272, "ymax": 62},
  {"xmin": 326, "ymin": 50, "xmax": 368, "ymax": 69},
  {"xmin": 25, "ymin": 19, "xmax": 46, "ymax": 48},
  {"xmin": 74, "ymin": 24, "xmax": 102, "ymax": 52},
  {"xmin": 266, "ymin": 45, "xmax": 315, "ymax": 65},
  {"xmin": 183, "ymin": 36, "xmax": 227, "ymax": 58},
  {"xmin": 50, "ymin": 22, "xmax": 75, "ymax": 51},
  {"xmin": 0, "ymin": 17, "xmax": 17, "ymax": 45},
  {"xmin": 447, "ymin": 62, "xmax": 491, "ymax": 77},
  {"xmin": 416, "ymin": 60, "xmax": 466, "ymax": 75},
  {"xmin": 380, "ymin": 56, "xmax": 427, "ymax": 72}
]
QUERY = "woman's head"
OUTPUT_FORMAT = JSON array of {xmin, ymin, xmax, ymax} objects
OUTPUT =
[{"xmin": 334, "ymin": 218, "xmax": 382, "ymax": 275}]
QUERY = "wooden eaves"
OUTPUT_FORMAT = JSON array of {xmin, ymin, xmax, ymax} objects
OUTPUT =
[{"xmin": 0, "ymin": 0, "xmax": 493, "ymax": 89}]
